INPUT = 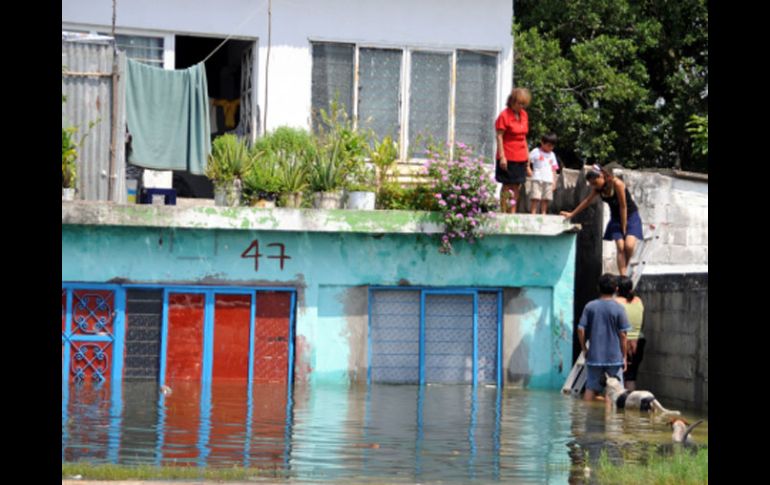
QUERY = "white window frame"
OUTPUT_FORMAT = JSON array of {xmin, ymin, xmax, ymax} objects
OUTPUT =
[
  {"xmin": 309, "ymin": 39, "xmax": 502, "ymax": 163},
  {"xmin": 62, "ymin": 23, "xmax": 173, "ymax": 69}
]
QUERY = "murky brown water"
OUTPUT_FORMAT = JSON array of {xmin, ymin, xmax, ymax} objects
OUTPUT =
[{"xmin": 62, "ymin": 381, "xmax": 707, "ymax": 483}]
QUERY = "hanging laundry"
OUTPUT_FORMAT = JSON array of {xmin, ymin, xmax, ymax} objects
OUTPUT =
[
  {"xmin": 208, "ymin": 98, "xmax": 219, "ymax": 134},
  {"xmin": 126, "ymin": 59, "xmax": 211, "ymax": 175},
  {"xmin": 212, "ymin": 99, "xmax": 241, "ymax": 129}
]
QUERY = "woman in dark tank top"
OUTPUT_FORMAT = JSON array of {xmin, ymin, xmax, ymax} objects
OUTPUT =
[{"xmin": 560, "ymin": 164, "xmax": 645, "ymax": 276}]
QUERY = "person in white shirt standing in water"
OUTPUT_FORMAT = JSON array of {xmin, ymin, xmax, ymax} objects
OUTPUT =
[{"xmin": 528, "ymin": 133, "xmax": 560, "ymax": 215}]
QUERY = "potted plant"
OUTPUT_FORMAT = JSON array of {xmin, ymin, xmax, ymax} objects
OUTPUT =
[
  {"xmin": 309, "ymin": 138, "xmax": 345, "ymax": 209},
  {"xmin": 369, "ymin": 135, "xmax": 402, "ymax": 210},
  {"xmin": 62, "ymin": 92, "xmax": 96, "ymax": 201},
  {"xmin": 312, "ymin": 101, "xmax": 371, "ymax": 209},
  {"xmin": 62, "ymin": 126, "xmax": 78, "ymax": 200},
  {"xmin": 251, "ymin": 126, "xmax": 315, "ymax": 208},
  {"xmin": 345, "ymin": 162, "xmax": 377, "ymax": 210},
  {"xmin": 206, "ymin": 134, "xmax": 248, "ymax": 206},
  {"xmin": 243, "ymin": 149, "xmax": 281, "ymax": 208},
  {"xmin": 276, "ymin": 150, "xmax": 309, "ymax": 208}
]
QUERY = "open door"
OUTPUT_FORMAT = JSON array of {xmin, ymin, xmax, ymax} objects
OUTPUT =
[{"xmin": 240, "ymin": 42, "xmax": 259, "ymax": 143}]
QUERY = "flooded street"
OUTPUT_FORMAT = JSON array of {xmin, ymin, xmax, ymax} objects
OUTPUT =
[{"xmin": 63, "ymin": 381, "xmax": 708, "ymax": 483}]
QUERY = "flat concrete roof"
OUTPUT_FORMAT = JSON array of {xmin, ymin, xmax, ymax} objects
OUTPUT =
[{"xmin": 62, "ymin": 201, "xmax": 580, "ymax": 237}]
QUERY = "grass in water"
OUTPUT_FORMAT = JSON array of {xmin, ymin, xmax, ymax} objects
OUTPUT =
[
  {"xmin": 62, "ymin": 462, "xmax": 283, "ymax": 481},
  {"xmin": 593, "ymin": 446, "xmax": 708, "ymax": 485}
]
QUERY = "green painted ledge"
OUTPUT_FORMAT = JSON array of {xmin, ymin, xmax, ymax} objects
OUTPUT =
[{"xmin": 62, "ymin": 201, "xmax": 580, "ymax": 236}]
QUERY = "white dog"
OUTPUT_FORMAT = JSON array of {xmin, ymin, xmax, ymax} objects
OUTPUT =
[{"xmin": 602, "ymin": 374, "xmax": 681, "ymax": 416}]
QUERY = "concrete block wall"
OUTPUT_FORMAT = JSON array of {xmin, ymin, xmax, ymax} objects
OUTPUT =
[
  {"xmin": 601, "ymin": 170, "xmax": 708, "ymax": 274},
  {"xmin": 635, "ymin": 273, "xmax": 708, "ymax": 413}
]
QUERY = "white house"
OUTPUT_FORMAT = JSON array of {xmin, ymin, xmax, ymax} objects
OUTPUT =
[{"xmin": 63, "ymin": 0, "xmax": 513, "ymax": 174}]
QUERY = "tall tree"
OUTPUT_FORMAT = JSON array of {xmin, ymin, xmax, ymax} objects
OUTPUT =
[{"xmin": 513, "ymin": 0, "xmax": 707, "ymax": 172}]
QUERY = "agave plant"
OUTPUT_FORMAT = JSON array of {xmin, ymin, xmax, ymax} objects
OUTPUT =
[
  {"xmin": 242, "ymin": 148, "xmax": 281, "ymax": 202},
  {"xmin": 276, "ymin": 149, "xmax": 309, "ymax": 194},
  {"xmin": 308, "ymin": 138, "xmax": 345, "ymax": 192},
  {"xmin": 206, "ymin": 134, "xmax": 249, "ymax": 187},
  {"xmin": 316, "ymin": 100, "xmax": 370, "ymax": 179}
]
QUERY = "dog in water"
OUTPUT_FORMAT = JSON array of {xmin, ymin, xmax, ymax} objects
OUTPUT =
[
  {"xmin": 669, "ymin": 418, "xmax": 703, "ymax": 444},
  {"xmin": 601, "ymin": 374, "xmax": 680, "ymax": 416}
]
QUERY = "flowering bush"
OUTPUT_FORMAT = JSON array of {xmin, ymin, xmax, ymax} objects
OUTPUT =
[{"xmin": 423, "ymin": 142, "xmax": 499, "ymax": 254}]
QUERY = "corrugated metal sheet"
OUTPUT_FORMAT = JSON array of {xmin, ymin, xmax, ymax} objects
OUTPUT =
[{"xmin": 62, "ymin": 40, "xmax": 126, "ymax": 202}]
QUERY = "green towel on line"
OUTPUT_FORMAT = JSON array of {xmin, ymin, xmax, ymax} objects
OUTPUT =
[{"xmin": 126, "ymin": 59, "xmax": 210, "ymax": 175}]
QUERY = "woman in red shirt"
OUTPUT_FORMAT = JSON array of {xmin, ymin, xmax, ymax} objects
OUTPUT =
[{"xmin": 495, "ymin": 88, "xmax": 532, "ymax": 213}]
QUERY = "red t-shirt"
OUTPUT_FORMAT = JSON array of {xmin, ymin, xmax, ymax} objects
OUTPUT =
[{"xmin": 495, "ymin": 107, "xmax": 529, "ymax": 162}]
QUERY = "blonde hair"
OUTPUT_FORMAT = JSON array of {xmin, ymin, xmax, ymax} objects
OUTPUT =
[{"xmin": 507, "ymin": 88, "xmax": 532, "ymax": 109}]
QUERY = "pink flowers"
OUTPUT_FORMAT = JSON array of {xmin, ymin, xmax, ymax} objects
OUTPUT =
[{"xmin": 424, "ymin": 141, "xmax": 499, "ymax": 254}]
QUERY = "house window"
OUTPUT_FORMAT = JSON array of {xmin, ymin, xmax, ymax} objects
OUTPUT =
[
  {"xmin": 368, "ymin": 288, "xmax": 502, "ymax": 386},
  {"xmin": 62, "ymin": 284, "xmax": 296, "ymax": 388},
  {"xmin": 408, "ymin": 51, "xmax": 452, "ymax": 151},
  {"xmin": 62, "ymin": 286, "xmax": 124, "ymax": 385},
  {"xmin": 161, "ymin": 289, "xmax": 295, "ymax": 385},
  {"xmin": 94, "ymin": 33, "xmax": 165, "ymax": 66},
  {"xmin": 115, "ymin": 34, "xmax": 164, "ymax": 66},
  {"xmin": 310, "ymin": 42, "xmax": 499, "ymax": 160},
  {"xmin": 358, "ymin": 48, "xmax": 402, "ymax": 142},
  {"xmin": 311, "ymin": 42, "xmax": 355, "ymax": 123},
  {"xmin": 455, "ymin": 51, "xmax": 498, "ymax": 161},
  {"xmin": 124, "ymin": 289, "xmax": 163, "ymax": 381}
]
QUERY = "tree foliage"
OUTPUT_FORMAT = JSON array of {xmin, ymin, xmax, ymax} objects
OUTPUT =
[{"xmin": 513, "ymin": 0, "xmax": 707, "ymax": 172}]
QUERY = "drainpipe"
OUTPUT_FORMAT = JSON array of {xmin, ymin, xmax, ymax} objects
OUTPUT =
[
  {"xmin": 108, "ymin": 0, "xmax": 119, "ymax": 201},
  {"xmin": 263, "ymin": 0, "xmax": 272, "ymax": 135}
]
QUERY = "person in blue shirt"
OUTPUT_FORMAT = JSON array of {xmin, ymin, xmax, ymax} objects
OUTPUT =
[{"xmin": 578, "ymin": 273, "xmax": 631, "ymax": 401}]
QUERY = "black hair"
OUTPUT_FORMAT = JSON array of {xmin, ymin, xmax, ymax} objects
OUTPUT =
[
  {"xmin": 598, "ymin": 273, "xmax": 618, "ymax": 295},
  {"xmin": 617, "ymin": 275, "xmax": 635, "ymax": 300},
  {"xmin": 585, "ymin": 164, "xmax": 611, "ymax": 182},
  {"xmin": 541, "ymin": 133, "xmax": 558, "ymax": 145}
]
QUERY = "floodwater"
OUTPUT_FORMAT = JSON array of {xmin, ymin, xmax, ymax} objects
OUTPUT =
[{"xmin": 62, "ymin": 381, "xmax": 708, "ymax": 483}]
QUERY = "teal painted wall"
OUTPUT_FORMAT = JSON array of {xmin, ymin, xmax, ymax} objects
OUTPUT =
[{"xmin": 63, "ymin": 225, "xmax": 576, "ymax": 388}]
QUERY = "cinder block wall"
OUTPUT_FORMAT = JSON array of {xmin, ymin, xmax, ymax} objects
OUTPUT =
[{"xmin": 635, "ymin": 273, "xmax": 708, "ymax": 413}]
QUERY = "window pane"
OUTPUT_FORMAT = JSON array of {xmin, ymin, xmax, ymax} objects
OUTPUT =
[
  {"xmin": 408, "ymin": 51, "xmax": 451, "ymax": 156},
  {"xmin": 477, "ymin": 292, "xmax": 499, "ymax": 384},
  {"xmin": 455, "ymin": 50, "xmax": 498, "ymax": 160},
  {"xmin": 115, "ymin": 34, "xmax": 164, "ymax": 66},
  {"xmin": 166, "ymin": 293, "xmax": 205, "ymax": 381},
  {"xmin": 370, "ymin": 290, "xmax": 421, "ymax": 384},
  {"xmin": 253, "ymin": 292, "xmax": 292, "ymax": 383},
  {"xmin": 358, "ymin": 48, "xmax": 402, "ymax": 143},
  {"xmin": 311, "ymin": 42, "xmax": 354, "ymax": 130},
  {"xmin": 424, "ymin": 294, "xmax": 474, "ymax": 384},
  {"xmin": 213, "ymin": 294, "xmax": 251, "ymax": 381},
  {"xmin": 70, "ymin": 289, "xmax": 117, "ymax": 384},
  {"xmin": 124, "ymin": 289, "xmax": 163, "ymax": 381}
]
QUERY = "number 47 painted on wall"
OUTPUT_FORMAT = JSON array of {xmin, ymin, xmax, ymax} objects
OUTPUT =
[{"xmin": 241, "ymin": 240, "xmax": 291, "ymax": 271}]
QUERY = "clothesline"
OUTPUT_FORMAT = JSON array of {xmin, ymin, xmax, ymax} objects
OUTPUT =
[{"xmin": 200, "ymin": 0, "xmax": 268, "ymax": 64}]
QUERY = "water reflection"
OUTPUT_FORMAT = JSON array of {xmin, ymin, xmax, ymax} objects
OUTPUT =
[{"xmin": 62, "ymin": 382, "xmax": 708, "ymax": 483}]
